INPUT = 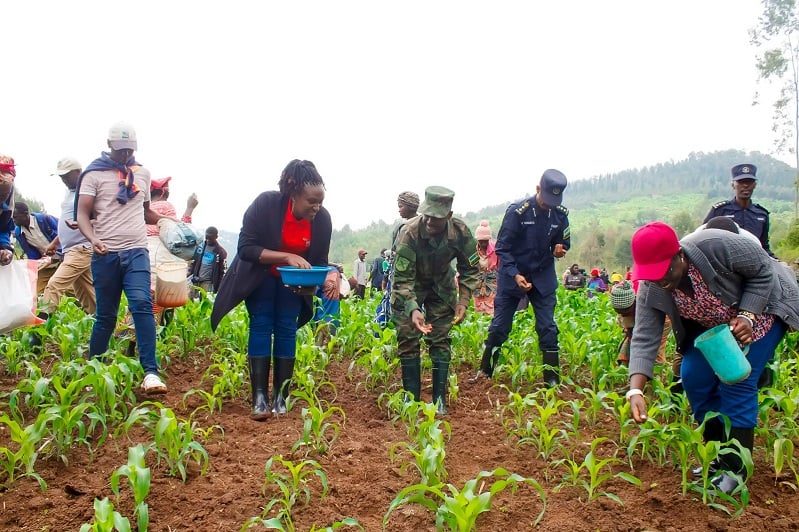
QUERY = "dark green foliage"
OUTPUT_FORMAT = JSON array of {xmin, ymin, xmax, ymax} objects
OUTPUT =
[{"xmin": 321, "ymin": 150, "xmax": 798, "ymax": 273}]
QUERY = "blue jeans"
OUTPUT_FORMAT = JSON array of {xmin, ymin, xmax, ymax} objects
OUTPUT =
[
  {"xmin": 90, "ymin": 248, "xmax": 158, "ymax": 375},
  {"xmin": 245, "ymin": 275, "xmax": 302, "ymax": 359},
  {"xmin": 314, "ymin": 289, "xmax": 341, "ymax": 334},
  {"xmin": 681, "ymin": 319, "xmax": 787, "ymax": 428},
  {"xmin": 487, "ymin": 272, "xmax": 559, "ymax": 352}
]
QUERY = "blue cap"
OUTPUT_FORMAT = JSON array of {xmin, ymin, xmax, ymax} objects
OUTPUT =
[
  {"xmin": 539, "ymin": 169, "xmax": 567, "ymax": 207},
  {"xmin": 731, "ymin": 164, "xmax": 757, "ymax": 181}
]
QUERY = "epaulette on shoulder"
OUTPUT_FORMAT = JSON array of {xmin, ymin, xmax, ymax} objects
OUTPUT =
[
  {"xmin": 555, "ymin": 205, "xmax": 569, "ymax": 216},
  {"xmin": 753, "ymin": 202, "xmax": 770, "ymax": 214},
  {"xmin": 514, "ymin": 201, "xmax": 531, "ymax": 215},
  {"xmin": 711, "ymin": 200, "xmax": 728, "ymax": 209}
]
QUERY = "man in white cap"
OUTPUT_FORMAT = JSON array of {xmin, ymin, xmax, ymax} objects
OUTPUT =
[
  {"xmin": 40, "ymin": 158, "xmax": 96, "ymax": 316},
  {"xmin": 76, "ymin": 122, "xmax": 171, "ymax": 394}
]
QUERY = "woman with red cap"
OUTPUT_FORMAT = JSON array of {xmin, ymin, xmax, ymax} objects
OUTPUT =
[
  {"xmin": 626, "ymin": 221, "xmax": 799, "ymax": 494},
  {"xmin": 586, "ymin": 268, "xmax": 607, "ymax": 294}
]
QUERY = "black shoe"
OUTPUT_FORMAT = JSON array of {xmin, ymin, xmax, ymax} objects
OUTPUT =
[
  {"xmin": 28, "ymin": 330, "xmax": 43, "ymax": 351},
  {"xmin": 543, "ymin": 369, "xmax": 560, "ymax": 388},
  {"xmin": 692, "ymin": 459, "xmax": 719, "ymax": 478},
  {"xmin": 542, "ymin": 351, "xmax": 560, "ymax": 388},
  {"xmin": 758, "ymin": 366, "xmax": 774, "ymax": 389}
]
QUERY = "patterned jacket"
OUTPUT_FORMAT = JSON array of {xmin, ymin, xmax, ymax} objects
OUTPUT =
[{"xmin": 629, "ymin": 228, "xmax": 799, "ymax": 380}]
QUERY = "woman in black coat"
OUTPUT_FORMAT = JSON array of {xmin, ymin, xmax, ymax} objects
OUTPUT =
[{"xmin": 211, "ymin": 160, "xmax": 332, "ymax": 420}]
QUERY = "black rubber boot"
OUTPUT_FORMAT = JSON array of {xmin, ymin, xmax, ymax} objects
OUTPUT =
[
  {"xmin": 692, "ymin": 417, "xmax": 725, "ymax": 477},
  {"xmin": 542, "ymin": 350, "xmax": 560, "ymax": 388},
  {"xmin": 670, "ymin": 373, "xmax": 684, "ymax": 396},
  {"xmin": 28, "ymin": 312, "xmax": 48, "ymax": 353},
  {"xmin": 272, "ymin": 357, "xmax": 295, "ymax": 415},
  {"xmin": 712, "ymin": 426, "xmax": 754, "ymax": 494},
  {"xmin": 432, "ymin": 360, "xmax": 450, "ymax": 415},
  {"xmin": 468, "ymin": 344, "xmax": 497, "ymax": 383},
  {"xmin": 248, "ymin": 357, "xmax": 271, "ymax": 421},
  {"xmin": 400, "ymin": 357, "xmax": 421, "ymax": 402},
  {"xmin": 758, "ymin": 365, "xmax": 774, "ymax": 389},
  {"xmin": 28, "ymin": 330, "xmax": 43, "ymax": 353}
]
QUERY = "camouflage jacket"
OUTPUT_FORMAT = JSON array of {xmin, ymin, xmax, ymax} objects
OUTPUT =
[{"xmin": 390, "ymin": 216, "xmax": 480, "ymax": 317}]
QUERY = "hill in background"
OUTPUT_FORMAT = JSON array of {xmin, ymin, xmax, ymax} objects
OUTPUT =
[
  {"xmin": 329, "ymin": 149, "xmax": 798, "ymax": 275},
  {"xmin": 67, "ymin": 150, "xmax": 789, "ymax": 275}
]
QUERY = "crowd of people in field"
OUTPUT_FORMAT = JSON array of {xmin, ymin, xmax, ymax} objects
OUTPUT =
[
  {"xmin": 1, "ymin": 123, "xmax": 228, "ymax": 393},
  {"xmin": 2, "ymin": 127, "xmax": 797, "ymax": 498}
]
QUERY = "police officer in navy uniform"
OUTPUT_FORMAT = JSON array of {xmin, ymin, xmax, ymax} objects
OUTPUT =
[
  {"xmin": 469, "ymin": 169, "xmax": 570, "ymax": 387},
  {"xmin": 704, "ymin": 164, "xmax": 773, "ymax": 257}
]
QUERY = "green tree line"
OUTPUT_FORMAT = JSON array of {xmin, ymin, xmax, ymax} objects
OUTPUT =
[
  {"xmin": 328, "ymin": 150, "xmax": 799, "ymax": 276},
  {"xmin": 16, "ymin": 149, "xmax": 799, "ymax": 276}
]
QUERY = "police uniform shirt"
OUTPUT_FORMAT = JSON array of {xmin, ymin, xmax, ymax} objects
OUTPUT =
[
  {"xmin": 495, "ymin": 195, "xmax": 571, "ymax": 293},
  {"xmin": 704, "ymin": 199, "xmax": 772, "ymax": 255}
]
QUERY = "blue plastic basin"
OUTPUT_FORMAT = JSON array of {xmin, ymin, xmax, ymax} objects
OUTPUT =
[{"xmin": 276, "ymin": 266, "xmax": 333, "ymax": 287}]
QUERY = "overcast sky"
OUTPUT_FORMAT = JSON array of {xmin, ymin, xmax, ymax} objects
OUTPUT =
[{"xmin": 1, "ymin": 1, "xmax": 784, "ymax": 233}]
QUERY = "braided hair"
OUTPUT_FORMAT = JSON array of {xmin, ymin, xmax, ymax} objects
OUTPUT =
[{"xmin": 278, "ymin": 159, "xmax": 325, "ymax": 196}]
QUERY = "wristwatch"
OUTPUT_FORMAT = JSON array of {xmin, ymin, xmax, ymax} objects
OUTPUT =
[{"xmin": 738, "ymin": 310, "xmax": 756, "ymax": 322}]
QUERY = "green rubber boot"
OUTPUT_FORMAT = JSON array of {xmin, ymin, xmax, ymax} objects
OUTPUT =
[
  {"xmin": 432, "ymin": 360, "xmax": 450, "ymax": 415},
  {"xmin": 400, "ymin": 357, "xmax": 421, "ymax": 402}
]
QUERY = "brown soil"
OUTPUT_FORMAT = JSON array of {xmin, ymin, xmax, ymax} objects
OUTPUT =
[{"xmin": 0, "ymin": 351, "xmax": 798, "ymax": 532}]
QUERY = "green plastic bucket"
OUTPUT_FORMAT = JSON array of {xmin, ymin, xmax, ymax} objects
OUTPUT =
[{"xmin": 694, "ymin": 324, "xmax": 751, "ymax": 385}]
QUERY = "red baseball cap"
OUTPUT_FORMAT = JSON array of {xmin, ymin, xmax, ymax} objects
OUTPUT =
[
  {"xmin": 631, "ymin": 222, "xmax": 680, "ymax": 281},
  {"xmin": 150, "ymin": 176, "xmax": 172, "ymax": 192}
]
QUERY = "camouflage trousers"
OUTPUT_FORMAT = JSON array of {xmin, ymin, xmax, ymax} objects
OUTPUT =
[{"xmin": 392, "ymin": 291, "xmax": 454, "ymax": 363}]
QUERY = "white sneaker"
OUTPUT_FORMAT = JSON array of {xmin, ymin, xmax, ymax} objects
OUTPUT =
[{"xmin": 141, "ymin": 373, "xmax": 167, "ymax": 394}]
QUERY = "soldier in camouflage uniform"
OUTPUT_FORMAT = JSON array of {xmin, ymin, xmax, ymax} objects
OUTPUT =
[{"xmin": 391, "ymin": 186, "xmax": 479, "ymax": 415}]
